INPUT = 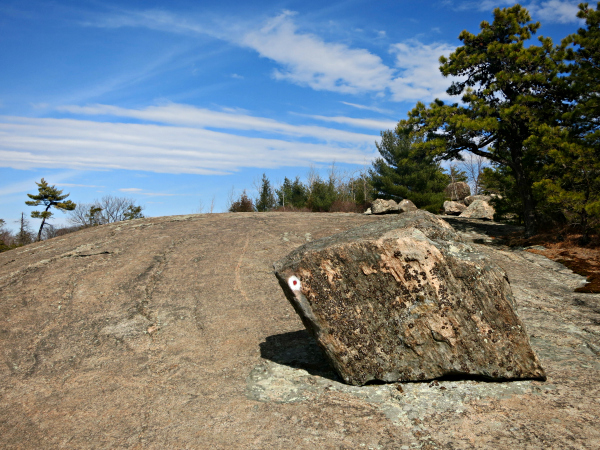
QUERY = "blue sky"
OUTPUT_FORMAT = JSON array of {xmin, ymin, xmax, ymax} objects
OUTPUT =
[{"xmin": 0, "ymin": 0, "xmax": 586, "ymax": 230}]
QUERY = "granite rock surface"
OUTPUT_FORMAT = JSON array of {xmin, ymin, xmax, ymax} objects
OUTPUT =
[
  {"xmin": 1, "ymin": 212, "xmax": 598, "ymax": 449},
  {"xmin": 371, "ymin": 199, "xmax": 399, "ymax": 214},
  {"xmin": 460, "ymin": 199, "xmax": 495, "ymax": 220},
  {"xmin": 443, "ymin": 200, "xmax": 468, "ymax": 215}
]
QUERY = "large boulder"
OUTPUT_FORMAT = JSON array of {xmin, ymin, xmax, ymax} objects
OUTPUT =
[
  {"xmin": 464, "ymin": 194, "xmax": 492, "ymax": 206},
  {"xmin": 274, "ymin": 211, "xmax": 545, "ymax": 386},
  {"xmin": 460, "ymin": 199, "xmax": 495, "ymax": 220},
  {"xmin": 444, "ymin": 182, "xmax": 471, "ymax": 201},
  {"xmin": 398, "ymin": 199, "xmax": 418, "ymax": 213},
  {"xmin": 443, "ymin": 200, "xmax": 467, "ymax": 215},
  {"xmin": 370, "ymin": 199, "xmax": 398, "ymax": 215}
]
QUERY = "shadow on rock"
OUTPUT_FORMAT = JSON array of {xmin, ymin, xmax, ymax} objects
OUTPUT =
[
  {"xmin": 442, "ymin": 216, "xmax": 524, "ymax": 244},
  {"xmin": 259, "ymin": 330, "xmax": 341, "ymax": 382}
]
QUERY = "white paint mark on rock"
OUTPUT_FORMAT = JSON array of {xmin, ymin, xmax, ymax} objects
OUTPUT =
[{"xmin": 288, "ymin": 276, "xmax": 301, "ymax": 291}]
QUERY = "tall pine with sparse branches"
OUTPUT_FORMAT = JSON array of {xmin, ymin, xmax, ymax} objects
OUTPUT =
[
  {"xmin": 402, "ymin": 5, "xmax": 564, "ymax": 236},
  {"xmin": 26, "ymin": 178, "xmax": 76, "ymax": 241}
]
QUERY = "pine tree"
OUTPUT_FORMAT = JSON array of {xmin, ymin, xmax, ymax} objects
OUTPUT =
[
  {"xmin": 402, "ymin": 5, "xmax": 564, "ymax": 235},
  {"xmin": 26, "ymin": 178, "xmax": 76, "ymax": 241},
  {"xmin": 524, "ymin": 3, "xmax": 600, "ymax": 236},
  {"xmin": 307, "ymin": 176, "xmax": 336, "ymax": 212},
  {"xmin": 370, "ymin": 127, "xmax": 449, "ymax": 213},
  {"xmin": 255, "ymin": 174, "xmax": 276, "ymax": 212},
  {"xmin": 276, "ymin": 176, "xmax": 308, "ymax": 209}
]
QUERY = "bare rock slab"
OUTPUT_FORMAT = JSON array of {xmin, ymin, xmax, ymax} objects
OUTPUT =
[{"xmin": 274, "ymin": 211, "xmax": 546, "ymax": 386}]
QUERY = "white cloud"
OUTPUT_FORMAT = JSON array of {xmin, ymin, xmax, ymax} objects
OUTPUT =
[
  {"xmin": 241, "ymin": 13, "xmax": 460, "ymax": 101},
  {"xmin": 529, "ymin": 1, "xmax": 582, "ymax": 24},
  {"xmin": 389, "ymin": 40, "xmax": 458, "ymax": 101},
  {"xmin": 456, "ymin": 0, "xmax": 514, "ymax": 12},
  {"xmin": 241, "ymin": 12, "xmax": 394, "ymax": 95},
  {"xmin": 85, "ymin": 9, "xmax": 460, "ymax": 103},
  {"xmin": 296, "ymin": 114, "xmax": 397, "ymax": 130},
  {"xmin": 57, "ymin": 103, "xmax": 376, "ymax": 144},
  {"xmin": 0, "ymin": 113, "xmax": 379, "ymax": 175},
  {"xmin": 340, "ymin": 102, "xmax": 393, "ymax": 114},
  {"xmin": 86, "ymin": 9, "xmax": 219, "ymax": 37},
  {"xmin": 119, "ymin": 188, "xmax": 143, "ymax": 192}
]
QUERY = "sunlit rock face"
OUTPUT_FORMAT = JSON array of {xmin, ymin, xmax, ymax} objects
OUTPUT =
[
  {"xmin": 274, "ymin": 211, "xmax": 546, "ymax": 386},
  {"xmin": 460, "ymin": 199, "xmax": 495, "ymax": 220}
]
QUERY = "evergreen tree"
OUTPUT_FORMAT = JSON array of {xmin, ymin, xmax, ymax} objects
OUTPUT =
[
  {"xmin": 307, "ymin": 176, "xmax": 337, "ymax": 212},
  {"xmin": 255, "ymin": 173, "xmax": 277, "ymax": 212},
  {"xmin": 402, "ymin": 5, "xmax": 564, "ymax": 235},
  {"xmin": 370, "ymin": 127, "xmax": 449, "ymax": 213},
  {"xmin": 26, "ymin": 178, "xmax": 76, "ymax": 241},
  {"xmin": 564, "ymin": 2, "xmax": 600, "ymax": 149},
  {"xmin": 0, "ymin": 219, "xmax": 10, "ymax": 252},
  {"xmin": 276, "ymin": 176, "xmax": 308, "ymax": 209},
  {"xmin": 123, "ymin": 205, "xmax": 145, "ymax": 220},
  {"xmin": 531, "ymin": 3, "xmax": 600, "ymax": 235}
]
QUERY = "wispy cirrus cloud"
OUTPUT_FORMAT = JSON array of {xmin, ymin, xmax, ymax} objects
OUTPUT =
[
  {"xmin": 0, "ymin": 104, "xmax": 380, "ymax": 175},
  {"xmin": 340, "ymin": 102, "xmax": 393, "ymax": 114},
  {"xmin": 241, "ymin": 11, "xmax": 395, "ymax": 95},
  {"xmin": 57, "ymin": 103, "xmax": 376, "ymax": 144},
  {"xmin": 453, "ymin": 0, "xmax": 582, "ymax": 23},
  {"xmin": 56, "ymin": 183, "xmax": 105, "ymax": 188},
  {"xmin": 294, "ymin": 113, "xmax": 397, "ymax": 131},
  {"xmin": 84, "ymin": 9, "xmax": 457, "ymax": 102},
  {"xmin": 119, "ymin": 188, "xmax": 176, "ymax": 196}
]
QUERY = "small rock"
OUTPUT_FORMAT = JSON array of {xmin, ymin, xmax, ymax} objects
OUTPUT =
[
  {"xmin": 443, "ymin": 201, "xmax": 467, "ymax": 215},
  {"xmin": 464, "ymin": 195, "xmax": 492, "ymax": 206},
  {"xmin": 274, "ymin": 210, "xmax": 545, "ymax": 386},
  {"xmin": 363, "ymin": 208, "xmax": 372, "ymax": 215},
  {"xmin": 371, "ymin": 199, "xmax": 399, "ymax": 215},
  {"xmin": 445, "ymin": 182, "xmax": 471, "ymax": 201},
  {"xmin": 398, "ymin": 199, "xmax": 418, "ymax": 213},
  {"xmin": 459, "ymin": 199, "xmax": 495, "ymax": 220}
]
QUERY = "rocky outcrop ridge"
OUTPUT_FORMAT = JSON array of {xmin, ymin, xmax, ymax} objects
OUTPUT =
[{"xmin": 1, "ymin": 212, "xmax": 598, "ymax": 448}]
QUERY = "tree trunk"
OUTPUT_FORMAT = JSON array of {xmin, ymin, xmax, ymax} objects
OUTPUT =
[
  {"xmin": 512, "ymin": 163, "xmax": 537, "ymax": 237},
  {"xmin": 37, "ymin": 205, "xmax": 51, "ymax": 242},
  {"xmin": 37, "ymin": 218, "xmax": 46, "ymax": 242}
]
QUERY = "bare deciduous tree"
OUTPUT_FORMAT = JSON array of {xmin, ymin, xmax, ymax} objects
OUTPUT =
[
  {"xmin": 69, "ymin": 196, "xmax": 144, "ymax": 227},
  {"xmin": 461, "ymin": 154, "xmax": 487, "ymax": 195}
]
